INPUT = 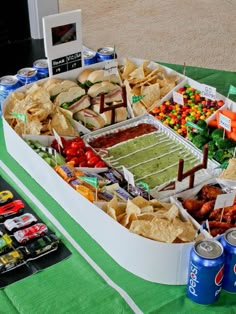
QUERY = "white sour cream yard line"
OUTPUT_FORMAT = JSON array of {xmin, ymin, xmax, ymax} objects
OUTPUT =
[{"xmin": 0, "ymin": 161, "xmax": 143, "ymax": 314}]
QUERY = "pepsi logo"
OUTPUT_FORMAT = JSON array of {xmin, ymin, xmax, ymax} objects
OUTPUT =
[{"xmin": 215, "ymin": 265, "xmax": 224, "ymax": 286}]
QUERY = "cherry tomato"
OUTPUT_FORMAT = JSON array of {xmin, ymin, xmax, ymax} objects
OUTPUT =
[
  {"xmin": 77, "ymin": 156, "xmax": 87, "ymax": 163},
  {"xmin": 79, "ymin": 161, "xmax": 88, "ymax": 167},
  {"xmin": 87, "ymin": 156, "xmax": 100, "ymax": 167},
  {"xmin": 69, "ymin": 157, "xmax": 81, "ymax": 167},
  {"xmin": 74, "ymin": 137, "xmax": 84, "ymax": 142},
  {"xmin": 85, "ymin": 147, "xmax": 93, "ymax": 152},
  {"xmin": 70, "ymin": 141, "xmax": 85, "ymax": 149},
  {"xmin": 85, "ymin": 150, "xmax": 96, "ymax": 160},
  {"xmin": 65, "ymin": 155, "xmax": 72, "ymax": 162},
  {"xmin": 64, "ymin": 139, "xmax": 74, "ymax": 147},
  {"xmin": 94, "ymin": 161, "xmax": 106, "ymax": 168},
  {"xmin": 62, "ymin": 148, "xmax": 68, "ymax": 155},
  {"xmin": 65, "ymin": 147, "xmax": 77, "ymax": 156},
  {"xmin": 76, "ymin": 148, "xmax": 85, "ymax": 156},
  {"xmin": 70, "ymin": 142, "xmax": 81, "ymax": 149}
]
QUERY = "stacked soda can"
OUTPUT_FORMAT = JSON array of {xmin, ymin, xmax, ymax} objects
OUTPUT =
[
  {"xmin": 0, "ymin": 75, "xmax": 21, "ymax": 116},
  {"xmin": 186, "ymin": 239, "xmax": 224, "ymax": 305},
  {"xmin": 83, "ymin": 47, "xmax": 117, "ymax": 65},
  {"xmin": 83, "ymin": 48, "xmax": 97, "ymax": 65},
  {"xmin": 33, "ymin": 59, "xmax": 49, "ymax": 79},
  {"xmin": 220, "ymin": 228, "xmax": 236, "ymax": 293},
  {"xmin": 187, "ymin": 230, "xmax": 236, "ymax": 305},
  {"xmin": 16, "ymin": 67, "xmax": 39, "ymax": 85},
  {"xmin": 96, "ymin": 47, "xmax": 117, "ymax": 62}
]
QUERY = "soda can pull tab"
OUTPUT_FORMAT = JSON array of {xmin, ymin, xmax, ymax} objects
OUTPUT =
[
  {"xmin": 231, "ymin": 230, "xmax": 236, "ymax": 240},
  {"xmin": 200, "ymin": 242, "xmax": 213, "ymax": 252}
]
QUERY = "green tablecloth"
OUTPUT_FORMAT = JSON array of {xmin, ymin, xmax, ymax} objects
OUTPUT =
[{"xmin": 1, "ymin": 63, "xmax": 236, "ymax": 314}]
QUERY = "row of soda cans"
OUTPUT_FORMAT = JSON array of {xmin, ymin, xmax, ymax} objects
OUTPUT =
[
  {"xmin": 0, "ymin": 59, "xmax": 49, "ymax": 115},
  {"xmin": 0, "ymin": 46, "xmax": 117, "ymax": 94},
  {"xmin": 187, "ymin": 227, "xmax": 236, "ymax": 305},
  {"xmin": 83, "ymin": 47, "xmax": 117, "ymax": 65}
]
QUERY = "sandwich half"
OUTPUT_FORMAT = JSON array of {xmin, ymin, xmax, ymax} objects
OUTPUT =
[
  {"xmin": 88, "ymin": 81, "xmax": 123, "ymax": 104},
  {"xmin": 55, "ymin": 86, "xmax": 90, "ymax": 114},
  {"xmin": 77, "ymin": 69, "xmax": 121, "ymax": 87},
  {"xmin": 74, "ymin": 108, "xmax": 105, "ymax": 130},
  {"xmin": 43, "ymin": 79, "xmax": 78, "ymax": 101},
  {"xmin": 92, "ymin": 103, "xmax": 127, "ymax": 125}
]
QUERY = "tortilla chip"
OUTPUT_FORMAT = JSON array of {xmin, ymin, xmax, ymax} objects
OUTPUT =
[
  {"xmin": 131, "ymin": 86, "xmax": 142, "ymax": 96},
  {"xmin": 50, "ymin": 108, "xmax": 78, "ymax": 136},
  {"xmin": 129, "ymin": 220, "xmax": 152, "ymax": 238},
  {"xmin": 149, "ymin": 199, "xmax": 172, "ymax": 210},
  {"xmin": 117, "ymin": 213, "xmax": 126, "ymax": 223},
  {"xmin": 126, "ymin": 199, "xmax": 141, "ymax": 215},
  {"xmin": 119, "ymin": 212, "xmax": 137, "ymax": 228},
  {"xmin": 160, "ymin": 81, "xmax": 176, "ymax": 97},
  {"xmin": 132, "ymin": 101, "xmax": 147, "ymax": 116},
  {"xmin": 141, "ymin": 83, "xmax": 161, "ymax": 108},
  {"xmin": 164, "ymin": 204, "xmax": 179, "ymax": 221},
  {"xmin": 173, "ymin": 218, "xmax": 196, "ymax": 242},
  {"xmin": 134, "ymin": 76, "xmax": 155, "ymax": 88},
  {"xmin": 131, "ymin": 196, "xmax": 150, "ymax": 209},
  {"xmin": 106, "ymin": 206, "xmax": 117, "ymax": 220},
  {"xmin": 137, "ymin": 213, "xmax": 155, "ymax": 221},
  {"xmin": 130, "ymin": 219, "xmax": 183, "ymax": 243},
  {"xmin": 107, "ymin": 196, "xmax": 119, "ymax": 210},
  {"xmin": 152, "ymin": 209, "xmax": 169, "ymax": 219},
  {"xmin": 122, "ymin": 59, "xmax": 137, "ymax": 80},
  {"xmin": 106, "ymin": 196, "xmax": 126, "ymax": 217},
  {"xmin": 26, "ymin": 118, "xmax": 43, "ymax": 135},
  {"xmin": 140, "ymin": 205, "xmax": 154, "ymax": 213}
]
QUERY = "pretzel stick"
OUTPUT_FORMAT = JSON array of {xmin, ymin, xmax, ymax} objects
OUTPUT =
[
  {"xmin": 178, "ymin": 145, "xmax": 208, "ymax": 188},
  {"xmin": 99, "ymin": 86, "xmax": 127, "ymax": 124}
]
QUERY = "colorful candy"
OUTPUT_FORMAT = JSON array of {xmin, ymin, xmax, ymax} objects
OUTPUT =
[{"xmin": 151, "ymin": 85, "xmax": 224, "ymax": 137}]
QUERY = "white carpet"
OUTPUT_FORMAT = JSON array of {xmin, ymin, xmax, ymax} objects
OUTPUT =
[{"xmin": 58, "ymin": 0, "xmax": 236, "ymax": 72}]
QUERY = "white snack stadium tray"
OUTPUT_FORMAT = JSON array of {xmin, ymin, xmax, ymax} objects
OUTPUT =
[{"xmin": 1, "ymin": 59, "xmax": 213, "ymax": 286}]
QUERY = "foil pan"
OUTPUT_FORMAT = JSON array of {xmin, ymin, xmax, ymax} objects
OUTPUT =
[
  {"xmin": 170, "ymin": 177, "xmax": 235, "ymax": 238},
  {"xmin": 83, "ymin": 113, "xmax": 221, "ymax": 198}
]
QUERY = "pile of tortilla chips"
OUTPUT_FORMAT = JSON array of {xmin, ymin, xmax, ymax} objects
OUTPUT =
[
  {"xmin": 101, "ymin": 195, "xmax": 197, "ymax": 243},
  {"xmin": 4, "ymin": 83, "xmax": 78, "ymax": 137},
  {"xmin": 119, "ymin": 58, "xmax": 180, "ymax": 117}
]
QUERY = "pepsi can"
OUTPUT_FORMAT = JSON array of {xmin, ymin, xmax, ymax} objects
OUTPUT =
[
  {"xmin": 220, "ymin": 228, "xmax": 236, "ymax": 293},
  {"xmin": 186, "ymin": 239, "xmax": 224, "ymax": 304},
  {"xmin": 33, "ymin": 59, "xmax": 49, "ymax": 79},
  {"xmin": 0, "ymin": 75, "xmax": 21, "ymax": 115},
  {"xmin": 96, "ymin": 47, "xmax": 117, "ymax": 62},
  {"xmin": 83, "ymin": 49, "xmax": 97, "ymax": 65},
  {"xmin": 16, "ymin": 67, "xmax": 39, "ymax": 85}
]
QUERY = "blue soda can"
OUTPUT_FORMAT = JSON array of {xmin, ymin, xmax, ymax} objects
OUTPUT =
[
  {"xmin": 16, "ymin": 67, "xmax": 39, "ymax": 85},
  {"xmin": 96, "ymin": 47, "xmax": 117, "ymax": 62},
  {"xmin": 83, "ymin": 49, "xmax": 97, "ymax": 65},
  {"xmin": 186, "ymin": 239, "xmax": 224, "ymax": 304},
  {"xmin": 33, "ymin": 59, "xmax": 49, "ymax": 79},
  {"xmin": 0, "ymin": 75, "xmax": 21, "ymax": 115},
  {"xmin": 220, "ymin": 228, "xmax": 236, "ymax": 293}
]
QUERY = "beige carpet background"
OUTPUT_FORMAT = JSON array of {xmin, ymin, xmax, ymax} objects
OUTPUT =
[{"xmin": 58, "ymin": 0, "xmax": 236, "ymax": 72}]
